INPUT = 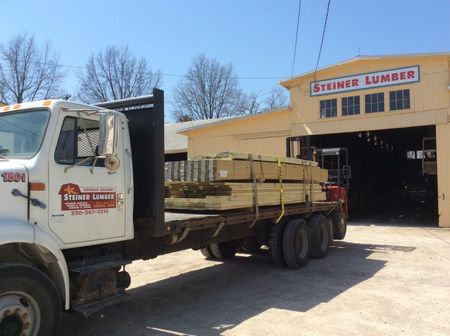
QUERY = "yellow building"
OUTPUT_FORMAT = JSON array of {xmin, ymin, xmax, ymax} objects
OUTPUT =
[{"xmin": 180, "ymin": 53, "xmax": 450, "ymax": 227}]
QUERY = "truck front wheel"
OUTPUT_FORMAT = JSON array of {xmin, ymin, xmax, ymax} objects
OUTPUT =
[{"xmin": 0, "ymin": 264, "xmax": 61, "ymax": 336}]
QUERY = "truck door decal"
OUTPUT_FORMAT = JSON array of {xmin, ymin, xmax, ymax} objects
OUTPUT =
[{"xmin": 58, "ymin": 183, "xmax": 116, "ymax": 212}]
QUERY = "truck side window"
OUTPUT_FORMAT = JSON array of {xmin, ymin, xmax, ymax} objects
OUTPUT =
[{"xmin": 55, "ymin": 116, "xmax": 104, "ymax": 167}]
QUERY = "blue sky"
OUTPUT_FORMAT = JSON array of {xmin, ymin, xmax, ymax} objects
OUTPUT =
[{"xmin": 1, "ymin": 0, "xmax": 449, "ymax": 120}]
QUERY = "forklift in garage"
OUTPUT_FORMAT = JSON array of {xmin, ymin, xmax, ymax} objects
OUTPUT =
[{"xmin": 286, "ymin": 136, "xmax": 351, "ymax": 220}]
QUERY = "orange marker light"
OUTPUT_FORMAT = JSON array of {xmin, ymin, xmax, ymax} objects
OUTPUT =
[
  {"xmin": 2, "ymin": 106, "xmax": 10, "ymax": 112},
  {"xmin": 43, "ymin": 100, "xmax": 52, "ymax": 106},
  {"xmin": 30, "ymin": 183, "xmax": 46, "ymax": 191},
  {"xmin": 13, "ymin": 104, "xmax": 21, "ymax": 110}
]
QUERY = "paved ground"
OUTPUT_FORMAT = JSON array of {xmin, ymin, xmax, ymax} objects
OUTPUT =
[{"xmin": 61, "ymin": 223, "xmax": 450, "ymax": 336}]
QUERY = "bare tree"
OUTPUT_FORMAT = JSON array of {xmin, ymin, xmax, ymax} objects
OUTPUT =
[
  {"xmin": 173, "ymin": 54, "xmax": 243, "ymax": 120},
  {"xmin": 0, "ymin": 34, "xmax": 65, "ymax": 104},
  {"xmin": 236, "ymin": 91, "xmax": 261, "ymax": 115},
  {"xmin": 78, "ymin": 46, "xmax": 162, "ymax": 103},
  {"xmin": 262, "ymin": 87, "xmax": 288, "ymax": 111}
]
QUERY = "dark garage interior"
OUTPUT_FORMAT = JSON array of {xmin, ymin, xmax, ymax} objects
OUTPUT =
[{"xmin": 298, "ymin": 126, "xmax": 438, "ymax": 225}]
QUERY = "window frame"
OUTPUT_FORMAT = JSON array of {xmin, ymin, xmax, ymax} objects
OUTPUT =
[
  {"xmin": 389, "ymin": 89, "xmax": 410, "ymax": 111},
  {"xmin": 319, "ymin": 98, "xmax": 337, "ymax": 118},
  {"xmin": 342, "ymin": 95, "xmax": 360, "ymax": 116},
  {"xmin": 365, "ymin": 92, "xmax": 385, "ymax": 113},
  {"xmin": 54, "ymin": 116, "xmax": 103, "ymax": 167}
]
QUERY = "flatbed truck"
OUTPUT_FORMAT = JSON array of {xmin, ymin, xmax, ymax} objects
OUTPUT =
[{"xmin": 0, "ymin": 89, "xmax": 346, "ymax": 336}]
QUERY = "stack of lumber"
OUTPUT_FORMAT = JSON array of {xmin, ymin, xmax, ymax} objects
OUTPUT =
[{"xmin": 164, "ymin": 152, "xmax": 328, "ymax": 211}]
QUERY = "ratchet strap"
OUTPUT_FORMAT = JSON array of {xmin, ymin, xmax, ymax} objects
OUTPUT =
[
  {"xmin": 249, "ymin": 154, "xmax": 259, "ymax": 228},
  {"xmin": 275, "ymin": 156, "xmax": 285, "ymax": 224}
]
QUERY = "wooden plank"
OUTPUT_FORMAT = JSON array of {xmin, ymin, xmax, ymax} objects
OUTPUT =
[
  {"xmin": 165, "ymin": 159, "xmax": 327, "ymax": 183},
  {"xmin": 192, "ymin": 151, "xmax": 319, "ymax": 167}
]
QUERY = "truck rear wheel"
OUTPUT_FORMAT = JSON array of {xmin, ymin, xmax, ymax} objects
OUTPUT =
[
  {"xmin": 332, "ymin": 208, "xmax": 347, "ymax": 240},
  {"xmin": 209, "ymin": 241, "xmax": 239, "ymax": 260},
  {"xmin": 309, "ymin": 214, "xmax": 330, "ymax": 258},
  {"xmin": 269, "ymin": 219, "xmax": 287, "ymax": 266},
  {"xmin": 282, "ymin": 219, "xmax": 311, "ymax": 269},
  {"xmin": 0, "ymin": 263, "xmax": 61, "ymax": 336}
]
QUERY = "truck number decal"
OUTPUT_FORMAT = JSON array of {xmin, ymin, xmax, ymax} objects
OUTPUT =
[
  {"xmin": 58, "ymin": 183, "xmax": 116, "ymax": 212},
  {"xmin": 1, "ymin": 172, "xmax": 26, "ymax": 183}
]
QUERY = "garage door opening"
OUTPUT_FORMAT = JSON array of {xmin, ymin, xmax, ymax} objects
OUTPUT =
[{"xmin": 287, "ymin": 125, "xmax": 438, "ymax": 226}]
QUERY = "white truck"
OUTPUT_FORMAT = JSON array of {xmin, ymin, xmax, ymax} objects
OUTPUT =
[{"xmin": 0, "ymin": 89, "xmax": 346, "ymax": 336}]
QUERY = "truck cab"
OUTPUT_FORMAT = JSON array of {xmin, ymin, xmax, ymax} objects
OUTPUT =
[{"xmin": 0, "ymin": 98, "xmax": 138, "ymax": 335}]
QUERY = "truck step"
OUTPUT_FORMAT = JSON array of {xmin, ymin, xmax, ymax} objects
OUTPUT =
[
  {"xmin": 72, "ymin": 293, "xmax": 128, "ymax": 318},
  {"xmin": 69, "ymin": 258, "xmax": 132, "ymax": 275}
]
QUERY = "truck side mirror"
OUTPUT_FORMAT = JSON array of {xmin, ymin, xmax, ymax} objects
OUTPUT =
[{"xmin": 98, "ymin": 114, "xmax": 117, "ymax": 157}]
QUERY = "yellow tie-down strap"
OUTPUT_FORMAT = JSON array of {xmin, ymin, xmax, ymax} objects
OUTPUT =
[{"xmin": 275, "ymin": 156, "xmax": 285, "ymax": 224}]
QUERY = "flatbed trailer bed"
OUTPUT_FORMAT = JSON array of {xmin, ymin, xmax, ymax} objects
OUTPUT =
[{"xmin": 164, "ymin": 201, "xmax": 338, "ymax": 233}]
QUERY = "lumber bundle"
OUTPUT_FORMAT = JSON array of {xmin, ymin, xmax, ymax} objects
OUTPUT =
[
  {"xmin": 164, "ymin": 152, "xmax": 327, "ymax": 211},
  {"xmin": 164, "ymin": 152, "xmax": 327, "ymax": 183}
]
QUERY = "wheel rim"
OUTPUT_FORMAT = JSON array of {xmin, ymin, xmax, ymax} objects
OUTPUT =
[
  {"xmin": 295, "ymin": 228, "xmax": 309, "ymax": 259},
  {"xmin": 0, "ymin": 292, "xmax": 41, "ymax": 336}
]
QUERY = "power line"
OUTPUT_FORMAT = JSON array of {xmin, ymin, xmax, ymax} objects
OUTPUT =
[
  {"xmin": 291, "ymin": 0, "xmax": 302, "ymax": 77},
  {"xmin": 314, "ymin": 0, "xmax": 332, "ymax": 80},
  {"xmin": 54, "ymin": 63, "xmax": 289, "ymax": 81}
]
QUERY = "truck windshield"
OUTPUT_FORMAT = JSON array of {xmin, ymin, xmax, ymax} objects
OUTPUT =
[{"xmin": 0, "ymin": 109, "xmax": 49, "ymax": 159}]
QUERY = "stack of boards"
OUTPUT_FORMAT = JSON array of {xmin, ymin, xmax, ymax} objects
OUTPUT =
[{"xmin": 164, "ymin": 152, "xmax": 328, "ymax": 211}]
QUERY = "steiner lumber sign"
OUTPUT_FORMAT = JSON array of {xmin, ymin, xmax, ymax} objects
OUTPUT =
[
  {"xmin": 59, "ymin": 183, "xmax": 116, "ymax": 211},
  {"xmin": 310, "ymin": 66, "xmax": 419, "ymax": 96}
]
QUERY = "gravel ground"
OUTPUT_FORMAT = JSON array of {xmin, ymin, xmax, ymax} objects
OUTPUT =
[{"xmin": 61, "ymin": 222, "xmax": 450, "ymax": 336}]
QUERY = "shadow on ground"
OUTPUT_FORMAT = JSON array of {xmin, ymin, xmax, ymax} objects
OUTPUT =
[{"xmin": 61, "ymin": 241, "xmax": 415, "ymax": 336}]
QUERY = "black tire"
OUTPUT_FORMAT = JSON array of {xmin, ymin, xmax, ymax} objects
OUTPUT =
[
  {"xmin": 209, "ymin": 241, "xmax": 239, "ymax": 260},
  {"xmin": 332, "ymin": 208, "xmax": 347, "ymax": 240},
  {"xmin": 282, "ymin": 219, "xmax": 311, "ymax": 269},
  {"xmin": 0, "ymin": 263, "xmax": 61, "ymax": 336},
  {"xmin": 309, "ymin": 214, "xmax": 330, "ymax": 258},
  {"xmin": 269, "ymin": 219, "xmax": 288, "ymax": 266},
  {"xmin": 200, "ymin": 246, "xmax": 214, "ymax": 259}
]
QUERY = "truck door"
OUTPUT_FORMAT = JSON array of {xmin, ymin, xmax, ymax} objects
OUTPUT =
[{"xmin": 48, "ymin": 113, "xmax": 126, "ymax": 245}]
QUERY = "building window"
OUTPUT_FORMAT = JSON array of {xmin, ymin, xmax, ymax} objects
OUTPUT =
[
  {"xmin": 365, "ymin": 92, "xmax": 384, "ymax": 113},
  {"xmin": 342, "ymin": 96, "xmax": 360, "ymax": 116},
  {"xmin": 320, "ymin": 99, "xmax": 337, "ymax": 118},
  {"xmin": 390, "ymin": 89, "xmax": 410, "ymax": 111}
]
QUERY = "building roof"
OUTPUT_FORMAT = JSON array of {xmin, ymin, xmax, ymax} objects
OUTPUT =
[
  {"xmin": 178, "ymin": 107, "xmax": 288, "ymax": 135},
  {"xmin": 281, "ymin": 52, "xmax": 450, "ymax": 88},
  {"xmin": 164, "ymin": 118, "xmax": 221, "ymax": 153}
]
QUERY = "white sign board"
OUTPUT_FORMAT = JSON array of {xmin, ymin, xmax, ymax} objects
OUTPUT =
[{"xmin": 310, "ymin": 65, "xmax": 420, "ymax": 96}]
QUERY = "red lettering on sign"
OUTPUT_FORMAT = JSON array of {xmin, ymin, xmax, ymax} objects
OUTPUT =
[
  {"xmin": 313, "ymin": 83, "xmax": 320, "ymax": 93},
  {"xmin": 407, "ymin": 71, "xmax": 415, "ymax": 79},
  {"xmin": 392, "ymin": 73, "xmax": 399, "ymax": 81},
  {"xmin": 352, "ymin": 79, "xmax": 359, "ymax": 87},
  {"xmin": 59, "ymin": 183, "xmax": 116, "ymax": 211},
  {"xmin": 345, "ymin": 80, "xmax": 351, "ymax": 88},
  {"xmin": 400, "ymin": 72, "xmax": 406, "ymax": 80},
  {"xmin": 380, "ymin": 74, "xmax": 390, "ymax": 83}
]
